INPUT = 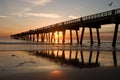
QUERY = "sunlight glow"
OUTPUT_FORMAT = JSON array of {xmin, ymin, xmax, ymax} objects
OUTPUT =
[
  {"xmin": 54, "ymin": 32, "xmax": 58, "ymax": 39},
  {"xmin": 50, "ymin": 70, "xmax": 63, "ymax": 75},
  {"xmin": 54, "ymin": 32, "xmax": 63, "ymax": 43}
]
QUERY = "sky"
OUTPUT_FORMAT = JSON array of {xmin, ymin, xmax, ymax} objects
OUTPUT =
[{"xmin": 0, "ymin": 0, "xmax": 120, "ymax": 38}]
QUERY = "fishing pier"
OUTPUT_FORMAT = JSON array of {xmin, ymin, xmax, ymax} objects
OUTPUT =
[{"xmin": 11, "ymin": 8, "xmax": 120, "ymax": 47}]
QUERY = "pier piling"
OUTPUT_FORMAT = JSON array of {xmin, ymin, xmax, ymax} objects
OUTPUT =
[
  {"xmin": 112, "ymin": 23, "xmax": 119, "ymax": 47},
  {"xmin": 76, "ymin": 30, "xmax": 79, "ymax": 44},
  {"xmin": 70, "ymin": 30, "xmax": 73, "ymax": 44},
  {"xmin": 89, "ymin": 27, "xmax": 93, "ymax": 46},
  {"xmin": 96, "ymin": 28, "xmax": 101, "ymax": 46},
  {"xmin": 62, "ymin": 30, "xmax": 66, "ymax": 44},
  {"xmin": 80, "ymin": 27, "xmax": 85, "ymax": 45}
]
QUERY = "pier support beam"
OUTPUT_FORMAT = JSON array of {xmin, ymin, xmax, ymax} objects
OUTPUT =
[
  {"xmin": 112, "ymin": 23, "xmax": 119, "ymax": 47},
  {"xmin": 37, "ymin": 34, "xmax": 39, "ymax": 42},
  {"xmin": 33, "ymin": 34, "xmax": 35, "ymax": 42},
  {"xmin": 51, "ymin": 32, "xmax": 54, "ymax": 43},
  {"xmin": 57, "ymin": 31, "xmax": 59, "ymax": 43},
  {"xmin": 70, "ymin": 30, "xmax": 73, "ymax": 44},
  {"xmin": 80, "ymin": 27, "xmax": 85, "ymax": 45},
  {"xmin": 27, "ymin": 35, "xmax": 30, "ymax": 40},
  {"xmin": 44, "ymin": 33, "xmax": 46, "ymax": 42},
  {"xmin": 45, "ymin": 33, "xmax": 48, "ymax": 42},
  {"xmin": 41, "ymin": 34, "xmax": 44, "ymax": 42},
  {"xmin": 48, "ymin": 33, "xmax": 50, "ymax": 43},
  {"xmin": 76, "ymin": 30, "xmax": 79, "ymax": 44},
  {"xmin": 89, "ymin": 27, "xmax": 93, "ymax": 46},
  {"xmin": 96, "ymin": 28, "xmax": 101, "ymax": 46},
  {"xmin": 53, "ymin": 32, "xmax": 55, "ymax": 43},
  {"xmin": 62, "ymin": 30, "xmax": 66, "ymax": 44},
  {"xmin": 30, "ymin": 35, "xmax": 32, "ymax": 41}
]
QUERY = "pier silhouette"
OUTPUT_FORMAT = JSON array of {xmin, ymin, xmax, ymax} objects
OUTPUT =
[{"xmin": 11, "ymin": 8, "xmax": 120, "ymax": 47}]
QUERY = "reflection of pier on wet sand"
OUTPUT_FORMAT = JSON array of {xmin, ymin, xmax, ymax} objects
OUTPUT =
[
  {"xmin": 11, "ymin": 8, "xmax": 120, "ymax": 47},
  {"xmin": 30, "ymin": 50, "xmax": 118, "ymax": 68}
]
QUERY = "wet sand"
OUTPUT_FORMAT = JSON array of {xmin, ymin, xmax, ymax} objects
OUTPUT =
[
  {"xmin": 0, "ymin": 38, "xmax": 120, "ymax": 80},
  {"xmin": 0, "ymin": 67, "xmax": 120, "ymax": 80},
  {"xmin": 0, "ymin": 50, "xmax": 120, "ymax": 80}
]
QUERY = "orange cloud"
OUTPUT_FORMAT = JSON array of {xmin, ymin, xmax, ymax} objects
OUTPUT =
[
  {"xmin": 27, "ymin": 0, "xmax": 53, "ymax": 5},
  {"xmin": 25, "ymin": 12, "xmax": 61, "ymax": 18},
  {"xmin": 0, "ymin": 16, "xmax": 9, "ymax": 18}
]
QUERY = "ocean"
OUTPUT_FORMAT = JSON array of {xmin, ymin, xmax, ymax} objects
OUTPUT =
[{"xmin": 0, "ymin": 38, "xmax": 120, "ymax": 76}]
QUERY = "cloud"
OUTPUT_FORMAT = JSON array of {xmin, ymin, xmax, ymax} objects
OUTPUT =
[
  {"xmin": 11, "ymin": 7, "xmax": 32, "ymax": 17},
  {"xmin": 25, "ymin": 12, "xmax": 61, "ymax": 18},
  {"xmin": 0, "ymin": 16, "xmax": 9, "ymax": 18},
  {"xmin": 12, "ymin": 12, "xmax": 25, "ymax": 17},
  {"xmin": 68, "ymin": 15, "xmax": 79, "ymax": 19},
  {"xmin": 23, "ymin": 8, "xmax": 32, "ymax": 12},
  {"xmin": 12, "ymin": 12, "xmax": 61, "ymax": 18},
  {"xmin": 26, "ymin": 0, "xmax": 53, "ymax": 5}
]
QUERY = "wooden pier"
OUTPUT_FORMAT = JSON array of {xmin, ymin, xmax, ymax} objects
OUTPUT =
[{"xmin": 11, "ymin": 8, "xmax": 120, "ymax": 47}]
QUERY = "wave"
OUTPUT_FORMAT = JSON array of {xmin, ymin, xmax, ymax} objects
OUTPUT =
[{"xmin": 0, "ymin": 38, "xmax": 120, "ymax": 51}]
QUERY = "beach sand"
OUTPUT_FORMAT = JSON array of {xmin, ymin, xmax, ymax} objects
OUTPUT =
[{"xmin": 0, "ymin": 67, "xmax": 120, "ymax": 80}]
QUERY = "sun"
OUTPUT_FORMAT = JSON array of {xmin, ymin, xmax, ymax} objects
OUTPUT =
[{"xmin": 54, "ymin": 32, "xmax": 58, "ymax": 39}]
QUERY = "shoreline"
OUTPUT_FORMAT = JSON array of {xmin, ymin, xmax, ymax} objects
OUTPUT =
[{"xmin": 0, "ymin": 44, "xmax": 120, "ymax": 51}]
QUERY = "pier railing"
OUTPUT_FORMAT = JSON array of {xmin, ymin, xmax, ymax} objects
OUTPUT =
[{"xmin": 82, "ymin": 8, "xmax": 120, "ymax": 21}]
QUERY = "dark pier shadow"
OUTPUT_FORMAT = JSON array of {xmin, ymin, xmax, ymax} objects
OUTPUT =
[
  {"xmin": 30, "ymin": 50, "xmax": 103, "ymax": 69},
  {"xmin": 112, "ymin": 49, "xmax": 117, "ymax": 66}
]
